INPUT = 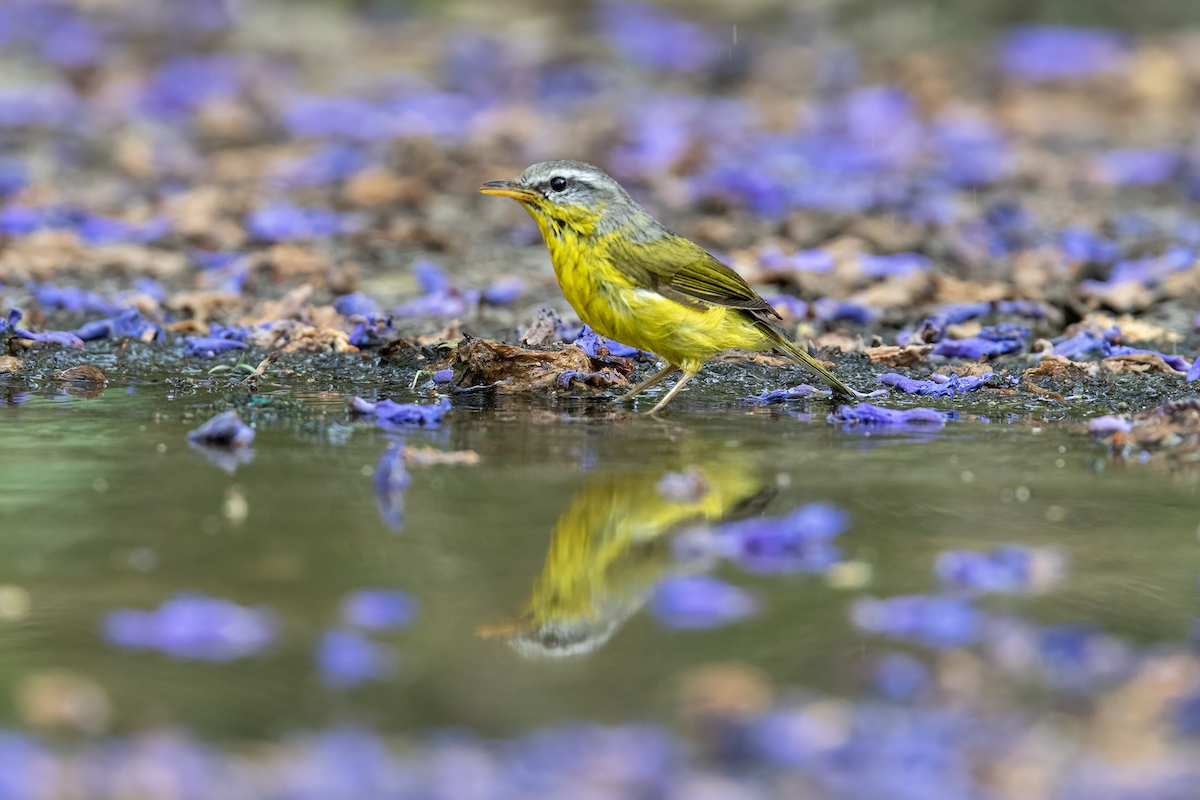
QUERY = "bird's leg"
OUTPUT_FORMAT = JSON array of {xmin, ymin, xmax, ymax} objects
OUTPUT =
[
  {"xmin": 645, "ymin": 371, "xmax": 696, "ymax": 414},
  {"xmin": 620, "ymin": 364, "xmax": 679, "ymax": 401}
]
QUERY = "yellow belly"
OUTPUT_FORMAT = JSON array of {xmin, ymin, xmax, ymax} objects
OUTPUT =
[{"xmin": 550, "ymin": 243, "xmax": 767, "ymax": 372}]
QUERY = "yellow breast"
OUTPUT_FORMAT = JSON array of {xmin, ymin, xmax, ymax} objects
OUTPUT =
[{"xmin": 527, "ymin": 206, "xmax": 768, "ymax": 369}]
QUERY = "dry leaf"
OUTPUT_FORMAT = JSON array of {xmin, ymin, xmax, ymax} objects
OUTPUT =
[
  {"xmin": 865, "ymin": 344, "xmax": 932, "ymax": 367},
  {"xmin": 452, "ymin": 338, "xmax": 631, "ymax": 393},
  {"xmin": 1102, "ymin": 354, "xmax": 1186, "ymax": 375}
]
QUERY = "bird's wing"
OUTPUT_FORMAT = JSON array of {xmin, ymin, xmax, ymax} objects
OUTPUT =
[{"xmin": 613, "ymin": 235, "xmax": 780, "ymax": 317}]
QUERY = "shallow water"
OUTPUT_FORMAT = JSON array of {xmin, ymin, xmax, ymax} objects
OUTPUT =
[{"xmin": 2, "ymin": 376, "xmax": 1198, "ymax": 745}]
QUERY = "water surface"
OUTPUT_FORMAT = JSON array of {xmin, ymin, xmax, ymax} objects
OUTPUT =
[{"xmin": 1, "ymin": 380, "xmax": 1197, "ymax": 743}]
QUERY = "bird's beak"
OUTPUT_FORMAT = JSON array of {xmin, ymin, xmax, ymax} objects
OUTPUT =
[
  {"xmin": 475, "ymin": 619, "xmax": 533, "ymax": 638},
  {"xmin": 479, "ymin": 179, "xmax": 540, "ymax": 203}
]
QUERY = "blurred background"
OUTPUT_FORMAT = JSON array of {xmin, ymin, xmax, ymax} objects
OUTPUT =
[{"xmin": 3, "ymin": 0, "xmax": 1200, "ymax": 797}]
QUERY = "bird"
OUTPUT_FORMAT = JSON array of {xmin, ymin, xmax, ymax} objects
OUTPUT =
[
  {"xmin": 475, "ymin": 458, "xmax": 773, "ymax": 657},
  {"xmin": 480, "ymin": 160, "xmax": 859, "ymax": 412}
]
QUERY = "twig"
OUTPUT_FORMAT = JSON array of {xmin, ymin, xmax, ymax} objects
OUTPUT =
[{"xmin": 241, "ymin": 351, "xmax": 280, "ymax": 389}]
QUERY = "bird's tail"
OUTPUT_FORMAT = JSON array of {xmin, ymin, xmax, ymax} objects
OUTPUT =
[{"xmin": 766, "ymin": 330, "xmax": 857, "ymax": 400}]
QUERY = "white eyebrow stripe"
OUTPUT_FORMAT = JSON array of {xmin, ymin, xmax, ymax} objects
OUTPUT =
[{"xmin": 547, "ymin": 168, "xmax": 599, "ymax": 185}]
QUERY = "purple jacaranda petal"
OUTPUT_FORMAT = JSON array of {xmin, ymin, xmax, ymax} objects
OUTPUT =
[
  {"xmin": 76, "ymin": 214, "xmax": 170, "ymax": 246},
  {"xmin": 711, "ymin": 502, "xmax": 850, "ymax": 574},
  {"xmin": 188, "ymin": 440, "xmax": 254, "ymax": 473},
  {"xmin": 482, "ymin": 276, "xmax": 524, "ymax": 305},
  {"xmin": 851, "ymin": 594, "xmax": 981, "ymax": 649},
  {"xmin": 133, "ymin": 278, "xmax": 167, "ymax": 304},
  {"xmin": 247, "ymin": 203, "xmax": 350, "ymax": 241},
  {"xmin": 25, "ymin": 282, "xmax": 116, "ymax": 314},
  {"xmin": 207, "ymin": 323, "xmax": 251, "ymax": 342},
  {"xmin": 536, "ymin": 62, "xmax": 609, "ymax": 110},
  {"xmin": 932, "ymin": 337, "xmax": 1022, "ymax": 358},
  {"xmin": 1188, "ymin": 359, "xmax": 1200, "ymax": 382},
  {"xmin": 373, "ymin": 442, "xmax": 410, "ymax": 532},
  {"xmin": 170, "ymin": 0, "xmax": 240, "ymax": 35},
  {"xmin": 349, "ymin": 397, "xmax": 450, "ymax": 429},
  {"xmin": 999, "ymin": 25, "xmax": 1130, "ymax": 82},
  {"xmin": 0, "ymin": 84, "xmax": 77, "ymax": 128},
  {"xmin": 873, "ymin": 653, "xmax": 930, "ymax": 701},
  {"xmin": 333, "ymin": 292, "xmax": 379, "ymax": 318},
  {"xmin": 979, "ymin": 323, "xmax": 1030, "ymax": 342},
  {"xmin": 340, "ymin": 589, "xmax": 418, "ymax": 631},
  {"xmin": 762, "ymin": 295, "xmax": 808, "ymax": 319},
  {"xmin": 573, "ymin": 325, "xmax": 642, "ymax": 358},
  {"xmin": 432, "ymin": 369, "xmax": 453, "ymax": 384},
  {"xmin": 0, "ymin": 158, "xmax": 27, "ymax": 197},
  {"xmin": 187, "ymin": 411, "xmax": 255, "ymax": 448},
  {"xmin": 140, "ymin": 55, "xmax": 241, "ymax": 119},
  {"xmin": 936, "ymin": 546, "xmax": 1065, "ymax": 594},
  {"xmin": 556, "ymin": 370, "xmax": 617, "ymax": 390},
  {"xmin": 202, "ymin": 259, "xmax": 251, "ymax": 295},
  {"xmin": 1059, "ymin": 227, "xmax": 1119, "ymax": 265},
  {"xmin": 858, "ymin": 252, "xmax": 931, "ymax": 278},
  {"xmin": 937, "ymin": 302, "xmax": 992, "ymax": 325},
  {"xmin": 183, "ymin": 337, "xmax": 249, "ymax": 357},
  {"xmin": 877, "ymin": 372, "xmax": 992, "ymax": 396},
  {"xmin": 0, "ymin": 204, "xmax": 42, "ymax": 235},
  {"xmin": 1032, "ymin": 623, "xmax": 1133, "ymax": 692},
  {"xmin": 759, "ymin": 245, "xmax": 834, "ymax": 273},
  {"xmin": 272, "ymin": 144, "xmax": 367, "ymax": 188},
  {"xmin": 5, "ymin": 308, "xmax": 84, "ymax": 348},
  {"xmin": 103, "ymin": 592, "xmax": 277, "ymax": 662},
  {"xmin": 441, "ymin": 34, "xmax": 517, "ymax": 97},
  {"xmin": 1093, "ymin": 149, "xmax": 1178, "ymax": 186},
  {"xmin": 995, "ymin": 300, "xmax": 1056, "ymax": 319},
  {"xmin": 383, "ymin": 92, "xmax": 480, "ymax": 140},
  {"xmin": 1083, "ymin": 248, "xmax": 1195, "ymax": 296},
  {"xmin": 317, "ymin": 628, "xmax": 397, "ymax": 689},
  {"xmin": 651, "ymin": 576, "xmax": 757, "ymax": 629},
  {"xmin": 284, "ymin": 96, "xmax": 394, "ymax": 140},
  {"xmin": 596, "ymin": 2, "xmax": 719, "ymax": 73},
  {"xmin": 932, "ymin": 114, "xmax": 1012, "ymax": 187},
  {"xmin": 1053, "ymin": 331, "xmax": 1105, "ymax": 359},
  {"xmin": 1088, "ymin": 415, "xmax": 1133, "ymax": 435},
  {"xmin": 1102, "ymin": 342, "xmax": 1192, "ymax": 372},
  {"xmin": 414, "ymin": 261, "xmax": 451, "ymax": 295},
  {"xmin": 394, "ymin": 264, "xmax": 479, "ymax": 319},
  {"xmin": 12, "ymin": 326, "xmax": 85, "ymax": 349},
  {"xmin": 190, "ymin": 250, "xmax": 244, "ymax": 271},
  {"xmin": 742, "ymin": 384, "xmax": 830, "ymax": 404},
  {"xmin": 830, "ymin": 403, "xmax": 952, "ymax": 428},
  {"xmin": 74, "ymin": 308, "xmax": 163, "ymax": 342},
  {"xmin": 348, "ymin": 316, "xmax": 395, "ymax": 348},
  {"xmin": 811, "ymin": 299, "xmax": 878, "ymax": 325}
]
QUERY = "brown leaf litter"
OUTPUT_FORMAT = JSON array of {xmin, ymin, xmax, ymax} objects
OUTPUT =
[
  {"xmin": 1102, "ymin": 354, "xmax": 1186, "ymax": 376},
  {"xmin": 519, "ymin": 308, "xmax": 564, "ymax": 348},
  {"xmin": 246, "ymin": 320, "xmax": 358, "ymax": 353},
  {"xmin": 865, "ymin": 344, "xmax": 932, "ymax": 367},
  {"xmin": 1100, "ymin": 398, "xmax": 1200, "ymax": 456},
  {"xmin": 51, "ymin": 365, "xmax": 107, "ymax": 399},
  {"xmin": 451, "ymin": 337, "xmax": 631, "ymax": 393}
]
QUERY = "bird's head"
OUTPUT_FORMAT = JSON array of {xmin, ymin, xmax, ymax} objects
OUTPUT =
[{"xmin": 480, "ymin": 160, "xmax": 648, "ymax": 240}]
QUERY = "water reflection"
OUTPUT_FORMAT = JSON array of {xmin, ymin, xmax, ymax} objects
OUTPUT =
[{"xmin": 478, "ymin": 458, "xmax": 774, "ymax": 657}]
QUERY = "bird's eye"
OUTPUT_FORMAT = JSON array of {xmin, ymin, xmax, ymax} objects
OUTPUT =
[{"xmin": 549, "ymin": 176, "xmax": 567, "ymax": 192}]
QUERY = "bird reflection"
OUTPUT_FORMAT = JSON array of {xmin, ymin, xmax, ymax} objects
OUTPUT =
[{"xmin": 477, "ymin": 460, "xmax": 773, "ymax": 657}]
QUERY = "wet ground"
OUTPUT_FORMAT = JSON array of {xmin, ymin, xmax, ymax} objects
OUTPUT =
[{"xmin": 3, "ymin": 352, "xmax": 1199, "ymax": 743}]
